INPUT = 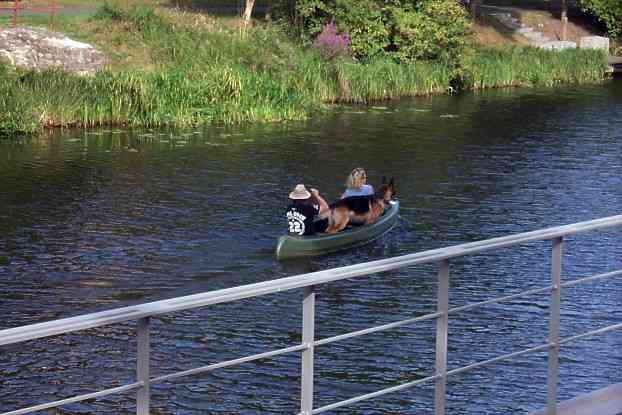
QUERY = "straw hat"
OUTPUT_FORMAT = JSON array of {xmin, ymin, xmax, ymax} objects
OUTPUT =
[{"xmin": 289, "ymin": 184, "xmax": 311, "ymax": 200}]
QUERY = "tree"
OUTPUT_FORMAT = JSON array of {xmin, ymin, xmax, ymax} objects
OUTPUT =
[
  {"xmin": 470, "ymin": 0, "xmax": 481, "ymax": 20},
  {"xmin": 243, "ymin": 0, "xmax": 256, "ymax": 27},
  {"xmin": 578, "ymin": 0, "xmax": 622, "ymax": 37},
  {"xmin": 560, "ymin": 0, "xmax": 567, "ymax": 40}
]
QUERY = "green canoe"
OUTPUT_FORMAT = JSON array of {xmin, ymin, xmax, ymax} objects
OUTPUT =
[{"xmin": 276, "ymin": 200, "xmax": 400, "ymax": 260}]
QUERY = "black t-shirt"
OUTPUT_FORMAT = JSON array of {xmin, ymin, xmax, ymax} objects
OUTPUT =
[{"xmin": 286, "ymin": 199, "xmax": 320, "ymax": 236}]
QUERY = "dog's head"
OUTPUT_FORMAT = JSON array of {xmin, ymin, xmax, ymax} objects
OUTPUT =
[{"xmin": 377, "ymin": 177, "xmax": 396, "ymax": 201}]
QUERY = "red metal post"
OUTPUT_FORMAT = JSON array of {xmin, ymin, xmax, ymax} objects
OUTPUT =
[
  {"xmin": 13, "ymin": 0, "xmax": 19, "ymax": 27},
  {"xmin": 50, "ymin": 0, "xmax": 57, "ymax": 28}
]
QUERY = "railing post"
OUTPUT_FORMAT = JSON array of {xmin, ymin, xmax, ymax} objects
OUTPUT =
[
  {"xmin": 137, "ymin": 317, "xmax": 150, "ymax": 415},
  {"xmin": 435, "ymin": 259, "xmax": 450, "ymax": 415},
  {"xmin": 13, "ymin": 0, "xmax": 19, "ymax": 27},
  {"xmin": 547, "ymin": 237, "xmax": 563, "ymax": 415},
  {"xmin": 50, "ymin": 0, "xmax": 57, "ymax": 28},
  {"xmin": 301, "ymin": 285, "xmax": 316, "ymax": 415}
]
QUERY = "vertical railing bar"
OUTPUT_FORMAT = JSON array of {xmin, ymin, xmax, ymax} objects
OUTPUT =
[
  {"xmin": 13, "ymin": 0, "xmax": 19, "ymax": 27},
  {"xmin": 301, "ymin": 285, "xmax": 316, "ymax": 415},
  {"xmin": 137, "ymin": 317, "xmax": 150, "ymax": 415},
  {"xmin": 435, "ymin": 259, "xmax": 450, "ymax": 415},
  {"xmin": 547, "ymin": 237, "xmax": 563, "ymax": 415},
  {"xmin": 50, "ymin": 0, "xmax": 57, "ymax": 28}
]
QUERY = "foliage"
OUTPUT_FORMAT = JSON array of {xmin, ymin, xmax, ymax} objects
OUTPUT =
[
  {"xmin": 312, "ymin": 21, "xmax": 350, "ymax": 60},
  {"xmin": 293, "ymin": 0, "xmax": 471, "ymax": 63},
  {"xmin": 463, "ymin": 46, "xmax": 607, "ymax": 89},
  {"xmin": 93, "ymin": 2, "xmax": 170, "ymax": 39},
  {"xmin": 578, "ymin": 0, "xmax": 622, "ymax": 37},
  {"xmin": 296, "ymin": 0, "xmax": 390, "ymax": 60},
  {"xmin": 0, "ymin": 66, "xmax": 38, "ymax": 136},
  {"xmin": 389, "ymin": 0, "xmax": 471, "ymax": 63},
  {"xmin": 92, "ymin": 2, "xmax": 126, "ymax": 21},
  {"xmin": 333, "ymin": 58, "xmax": 452, "ymax": 102}
]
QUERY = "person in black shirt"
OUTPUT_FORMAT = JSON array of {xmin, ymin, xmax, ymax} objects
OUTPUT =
[{"xmin": 286, "ymin": 184, "xmax": 330, "ymax": 236}]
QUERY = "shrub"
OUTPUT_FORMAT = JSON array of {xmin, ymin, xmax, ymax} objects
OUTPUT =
[
  {"xmin": 296, "ymin": 0, "xmax": 390, "ymax": 60},
  {"xmin": 389, "ymin": 0, "xmax": 471, "ymax": 64},
  {"xmin": 312, "ymin": 21, "xmax": 350, "ymax": 60},
  {"xmin": 293, "ymin": 0, "xmax": 471, "ymax": 64},
  {"xmin": 93, "ymin": 2, "xmax": 126, "ymax": 21},
  {"xmin": 578, "ymin": 0, "xmax": 622, "ymax": 37}
]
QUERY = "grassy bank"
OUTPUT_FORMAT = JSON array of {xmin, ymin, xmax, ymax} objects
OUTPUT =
[
  {"xmin": 0, "ymin": 4, "xmax": 609, "ymax": 137},
  {"xmin": 466, "ymin": 47, "xmax": 608, "ymax": 89}
]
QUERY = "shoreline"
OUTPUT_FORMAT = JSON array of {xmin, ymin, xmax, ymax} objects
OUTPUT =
[
  {"xmin": 1, "ymin": 50, "xmax": 609, "ymax": 138},
  {"xmin": 0, "ymin": 4, "xmax": 612, "ymax": 138}
]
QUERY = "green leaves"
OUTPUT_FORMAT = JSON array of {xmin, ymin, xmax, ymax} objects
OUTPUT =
[
  {"xmin": 295, "ymin": 0, "xmax": 471, "ymax": 64},
  {"xmin": 298, "ymin": 0, "xmax": 390, "ymax": 60},
  {"xmin": 578, "ymin": 0, "xmax": 622, "ymax": 37},
  {"xmin": 390, "ymin": 0, "xmax": 470, "ymax": 63}
]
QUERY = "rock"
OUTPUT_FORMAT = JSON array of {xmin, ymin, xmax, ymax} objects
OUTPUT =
[
  {"xmin": 538, "ymin": 41, "xmax": 577, "ymax": 51},
  {"xmin": 579, "ymin": 36, "xmax": 609, "ymax": 51},
  {"xmin": 0, "ymin": 27, "xmax": 106, "ymax": 74},
  {"xmin": 517, "ymin": 27, "xmax": 534, "ymax": 34}
]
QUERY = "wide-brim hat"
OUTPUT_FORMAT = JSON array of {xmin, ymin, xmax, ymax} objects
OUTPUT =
[{"xmin": 289, "ymin": 184, "xmax": 311, "ymax": 200}]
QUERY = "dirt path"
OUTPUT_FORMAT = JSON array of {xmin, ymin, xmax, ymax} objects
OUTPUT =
[{"xmin": 474, "ymin": 2, "xmax": 603, "ymax": 47}]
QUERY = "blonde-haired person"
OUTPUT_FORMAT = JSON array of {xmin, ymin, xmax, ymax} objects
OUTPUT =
[
  {"xmin": 340, "ymin": 167, "xmax": 374, "ymax": 218},
  {"xmin": 342, "ymin": 167, "xmax": 374, "ymax": 199}
]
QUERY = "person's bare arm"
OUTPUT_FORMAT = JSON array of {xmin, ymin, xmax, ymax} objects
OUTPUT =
[{"xmin": 310, "ymin": 188, "xmax": 330, "ymax": 216}]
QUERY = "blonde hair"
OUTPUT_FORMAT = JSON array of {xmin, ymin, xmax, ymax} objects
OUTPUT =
[{"xmin": 346, "ymin": 167, "xmax": 367, "ymax": 190}]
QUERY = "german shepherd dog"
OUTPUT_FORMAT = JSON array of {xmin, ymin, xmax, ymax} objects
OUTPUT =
[{"xmin": 323, "ymin": 178, "xmax": 396, "ymax": 234}]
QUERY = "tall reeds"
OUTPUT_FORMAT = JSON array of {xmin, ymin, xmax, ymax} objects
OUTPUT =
[{"xmin": 464, "ymin": 46, "xmax": 607, "ymax": 90}]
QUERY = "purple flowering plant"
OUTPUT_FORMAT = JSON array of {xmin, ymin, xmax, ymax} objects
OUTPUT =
[{"xmin": 312, "ymin": 21, "xmax": 350, "ymax": 60}]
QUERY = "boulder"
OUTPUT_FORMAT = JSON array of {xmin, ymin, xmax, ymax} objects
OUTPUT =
[
  {"xmin": 0, "ymin": 27, "xmax": 106, "ymax": 74},
  {"xmin": 538, "ymin": 41, "xmax": 577, "ymax": 51},
  {"xmin": 579, "ymin": 36, "xmax": 609, "ymax": 51}
]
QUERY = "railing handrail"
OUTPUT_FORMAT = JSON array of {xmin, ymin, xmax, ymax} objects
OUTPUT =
[
  {"xmin": 2, "ymin": 213, "xmax": 622, "ymax": 347},
  {"xmin": 11, "ymin": 0, "xmax": 59, "ymax": 28}
]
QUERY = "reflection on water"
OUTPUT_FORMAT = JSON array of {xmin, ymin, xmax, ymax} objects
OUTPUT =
[{"xmin": 1, "ymin": 82, "xmax": 621, "ymax": 414}]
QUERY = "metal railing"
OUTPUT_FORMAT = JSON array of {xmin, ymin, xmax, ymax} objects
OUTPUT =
[
  {"xmin": 7, "ymin": 0, "xmax": 58, "ymax": 28},
  {"xmin": 1, "ymin": 214, "xmax": 622, "ymax": 415}
]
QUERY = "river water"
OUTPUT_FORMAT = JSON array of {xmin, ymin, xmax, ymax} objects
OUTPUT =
[{"xmin": 1, "ymin": 82, "xmax": 621, "ymax": 414}]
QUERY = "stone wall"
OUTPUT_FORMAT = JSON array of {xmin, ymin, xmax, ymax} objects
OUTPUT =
[{"xmin": 0, "ymin": 27, "xmax": 106, "ymax": 74}]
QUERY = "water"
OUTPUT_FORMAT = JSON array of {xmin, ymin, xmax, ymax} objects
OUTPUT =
[{"xmin": 1, "ymin": 82, "xmax": 621, "ymax": 414}]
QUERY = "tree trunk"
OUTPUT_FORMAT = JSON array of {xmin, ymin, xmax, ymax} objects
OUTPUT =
[
  {"xmin": 264, "ymin": 0, "xmax": 272, "ymax": 21},
  {"xmin": 470, "ymin": 0, "xmax": 481, "ymax": 20},
  {"xmin": 560, "ymin": 0, "xmax": 568, "ymax": 40},
  {"xmin": 243, "ymin": 0, "xmax": 256, "ymax": 28}
]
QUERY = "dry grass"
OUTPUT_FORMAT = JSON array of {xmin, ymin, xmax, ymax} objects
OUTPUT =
[
  {"xmin": 84, "ymin": 21, "xmax": 155, "ymax": 70},
  {"xmin": 160, "ymin": 8, "xmax": 215, "ymax": 29},
  {"xmin": 517, "ymin": 10, "xmax": 599, "ymax": 42},
  {"xmin": 472, "ymin": 5, "xmax": 603, "ymax": 47},
  {"xmin": 473, "ymin": 15, "xmax": 530, "ymax": 47}
]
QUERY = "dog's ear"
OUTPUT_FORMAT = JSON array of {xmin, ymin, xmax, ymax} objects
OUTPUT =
[
  {"xmin": 389, "ymin": 178, "xmax": 394, "ymax": 186},
  {"xmin": 382, "ymin": 176, "xmax": 387, "ymax": 184}
]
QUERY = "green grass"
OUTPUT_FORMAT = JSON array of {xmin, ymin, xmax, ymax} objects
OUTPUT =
[
  {"xmin": 464, "ymin": 46, "xmax": 608, "ymax": 89},
  {"xmin": 334, "ymin": 59, "xmax": 453, "ymax": 102},
  {"xmin": 0, "ymin": 3, "xmax": 611, "ymax": 137}
]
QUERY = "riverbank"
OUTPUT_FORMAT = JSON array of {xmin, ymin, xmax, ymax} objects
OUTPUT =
[{"xmin": 0, "ymin": 3, "xmax": 610, "ymax": 137}]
